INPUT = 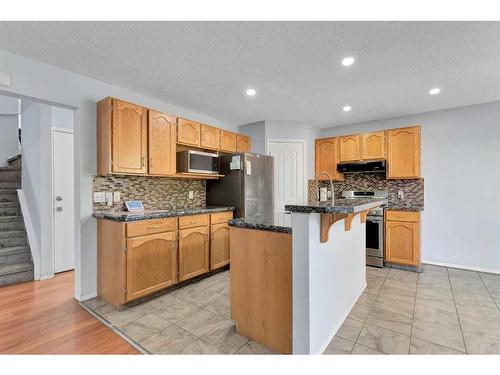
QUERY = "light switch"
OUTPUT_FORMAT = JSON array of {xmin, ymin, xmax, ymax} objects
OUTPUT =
[
  {"xmin": 105, "ymin": 192, "xmax": 113, "ymax": 206},
  {"xmin": 113, "ymin": 191, "xmax": 121, "ymax": 202},
  {"xmin": 93, "ymin": 192, "xmax": 105, "ymax": 203}
]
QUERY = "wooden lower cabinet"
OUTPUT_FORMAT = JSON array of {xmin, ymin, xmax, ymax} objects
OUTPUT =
[
  {"xmin": 210, "ymin": 223, "xmax": 230, "ymax": 270},
  {"xmin": 97, "ymin": 211, "xmax": 232, "ymax": 309},
  {"xmin": 178, "ymin": 226, "xmax": 210, "ymax": 281},
  {"xmin": 126, "ymin": 232, "xmax": 177, "ymax": 301},
  {"xmin": 385, "ymin": 211, "xmax": 421, "ymax": 267}
]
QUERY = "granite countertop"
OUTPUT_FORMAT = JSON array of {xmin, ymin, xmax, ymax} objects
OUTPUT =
[
  {"xmin": 386, "ymin": 205, "xmax": 424, "ymax": 212},
  {"xmin": 286, "ymin": 198, "xmax": 388, "ymax": 214},
  {"xmin": 93, "ymin": 206, "xmax": 234, "ymax": 222},
  {"xmin": 228, "ymin": 217, "xmax": 292, "ymax": 234}
]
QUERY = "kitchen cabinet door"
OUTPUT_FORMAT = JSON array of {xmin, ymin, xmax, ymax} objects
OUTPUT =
[
  {"xmin": 385, "ymin": 212, "xmax": 420, "ymax": 267},
  {"xmin": 210, "ymin": 223, "xmax": 230, "ymax": 270},
  {"xmin": 126, "ymin": 231, "xmax": 177, "ymax": 301},
  {"xmin": 220, "ymin": 130, "xmax": 237, "ymax": 152},
  {"xmin": 315, "ymin": 137, "xmax": 343, "ymax": 181},
  {"xmin": 236, "ymin": 134, "xmax": 251, "ymax": 152},
  {"xmin": 178, "ymin": 226, "xmax": 210, "ymax": 281},
  {"xmin": 201, "ymin": 124, "xmax": 220, "ymax": 150},
  {"xmin": 362, "ymin": 131, "xmax": 386, "ymax": 160},
  {"xmin": 148, "ymin": 110, "xmax": 176, "ymax": 176},
  {"xmin": 111, "ymin": 99, "xmax": 148, "ymax": 174},
  {"xmin": 387, "ymin": 126, "xmax": 421, "ymax": 179},
  {"xmin": 177, "ymin": 118, "xmax": 201, "ymax": 146},
  {"xmin": 339, "ymin": 134, "xmax": 361, "ymax": 162}
]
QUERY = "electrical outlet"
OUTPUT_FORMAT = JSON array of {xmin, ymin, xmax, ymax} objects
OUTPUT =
[
  {"xmin": 113, "ymin": 191, "xmax": 121, "ymax": 202},
  {"xmin": 398, "ymin": 190, "xmax": 405, "ymax": 199},
  {"xmin": 105, "ymin": 192, "xmax": 113, "ymax": 206},
  {"xmin": 93, "ymin": 192, "xmax": 105, "ymax": 203},
  {"xmin": 188, "ymin": 191, "xmax": 194, "ymax": 199}
]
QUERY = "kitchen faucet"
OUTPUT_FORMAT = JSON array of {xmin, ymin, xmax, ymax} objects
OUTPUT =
[{"xmin": 315, "ymin": 172, "xmax": 335, "ymax": 205}]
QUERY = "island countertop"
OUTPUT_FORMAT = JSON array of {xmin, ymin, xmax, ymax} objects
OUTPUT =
[
  {"xmin": 228, "ymin": 217, "xmax": 292, "ymax": 234},
  {"xmin": 285, "ymin": 198, "xmax": 387, "ymax": 214},
  {"xmin": 93, "ymin": 206, "xmax": 234, "ymax": 222}
]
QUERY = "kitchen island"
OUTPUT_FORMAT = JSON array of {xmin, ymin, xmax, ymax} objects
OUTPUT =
[{"xmin": 228, "ymin": 198, "xmax": 386, "ymax": 354}]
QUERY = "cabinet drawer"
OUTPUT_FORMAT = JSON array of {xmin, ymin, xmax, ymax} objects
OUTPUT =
[
  {"xmin": 179, "ymin": 214, "xmax": 209, "ymax": 229},
  {"xmin": 210, "ymin": 211, "xmax": 233, "ymax": 225},
  {"xmin": 126, "ymin": 218, "xmax": 178, "ymax": 237},
  {"xmin": 385, "ymin": 210, "xmax": 420, "ymax": 223}
]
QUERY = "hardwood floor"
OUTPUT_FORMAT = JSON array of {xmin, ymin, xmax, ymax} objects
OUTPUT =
[{"xmin": 0, "ymin": 271, "xmax": 139, "ymax": 354}]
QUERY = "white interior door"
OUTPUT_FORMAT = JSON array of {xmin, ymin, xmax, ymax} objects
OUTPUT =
[
  {"xmin": 53, "ymin": 129, "xmax": 75, "ymax": 273},
  {"xmin": 267, "ymin": 140, "xmax": 306, "ymax": 226}
]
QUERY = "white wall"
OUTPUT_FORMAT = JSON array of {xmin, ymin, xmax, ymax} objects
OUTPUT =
[
  {"xmin": 21, "ymin": 101, "xmax": 54, "ymax": 278},
  {"xmin": 0, "ymin": 49, "xmax": 237, "ymax": 300},
  {"xmin": 238, "ymin": 121, "xmax": 265, "ymax": 154},
  {"xmin": 0, "ymin": 114, "xmax": 19, "ymax": 166},
  {"xmin": 321, "ymin": 101, "xmax": 500, "ymax": 272}
]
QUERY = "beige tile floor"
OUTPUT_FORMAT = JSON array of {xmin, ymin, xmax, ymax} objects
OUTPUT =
[{"xmin": 83, "ymin": 264, "xmax": 500, "ymax": 354}]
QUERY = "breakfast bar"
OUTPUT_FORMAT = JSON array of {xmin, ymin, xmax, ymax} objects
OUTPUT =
[{"xmin": 229, "ymin": 198, "xmax": 387, "ymax": 354}]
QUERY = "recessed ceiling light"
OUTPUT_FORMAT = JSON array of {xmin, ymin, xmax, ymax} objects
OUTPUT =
[
  {"xmin": 341, "ymin": 57, "xmax": 355, "ymax": 66},
  {"xmin": 429, "ymin": 87, "xmax": 441, "ymax": 95},
  {"xmin": 246, "ymin": 88, "xmax": 256, "ymax": 96},
  {"xmin": 343, "ymin": 106, "xmax": 352, "ymax": 112}
]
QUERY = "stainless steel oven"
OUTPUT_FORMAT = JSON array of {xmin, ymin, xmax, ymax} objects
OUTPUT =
[
  {"xmin": 176, "ymin": 150, "xmax": 219, "ymax": 175},
  {"xmin": 366, "ymin": 213, "xmax": 384, "ymax": 267},
  {"xmin": 342, "ymin": 190, "xmax": 388, "ymax": 268}
]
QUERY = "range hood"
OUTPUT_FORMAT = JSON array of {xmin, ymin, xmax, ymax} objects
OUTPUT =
[{"xmin": 337, "ymin": 160, "xmax": 386, "ymax": 174}]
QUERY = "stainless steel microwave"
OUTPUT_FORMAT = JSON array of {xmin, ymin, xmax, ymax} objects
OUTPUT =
[{"xmin": 176, "ymin": 150, "xmax": 219, "ymax": 175}]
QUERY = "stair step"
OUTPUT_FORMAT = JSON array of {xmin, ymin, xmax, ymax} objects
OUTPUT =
[
  {"xmin": 0, "ymin": 190, "xmax": 17, "ymax": 203},
  {"xmin": 0, "ymin": 230, "xmax": 26, "ymax": 239},
  {"xmin": 0, "ymin": 215, "xmax": 22, "ymax": 223},
  {"xmin": 0, "ymin": 219, "xmax": 24, "ymax": 232},
  {"xmin": 0, "ymin": 263, "xmax": 34, "ymax": 287},
  {"xmin": 0, "ymin": 245, "xmax": 30, "ymax": 257},
  {"xmin": 0, "ymin": 203, "xmax": 20, "ymax": 217},
  {"xmin": 0, "ymin": 170, "xmax": 21, "ymax": 182},
  {"xmin": 0, "ymin": 261, "xmax": 33, "ymax": 277},
  {"xmin": 0, "ymin": 235, "xmax": 27, "ymax": 248},
  {"xmin": 0, "ymin": 181, "xmax": 21, "ymax": 189},
  {"xmin": 0, "ymin": 251, "xmax": 30, "ymax": 265}
]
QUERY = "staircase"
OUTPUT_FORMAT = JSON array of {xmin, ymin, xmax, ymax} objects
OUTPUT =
[{"xmin": 0, "ymin": 167, "xmax": 34, "ymax": 287}]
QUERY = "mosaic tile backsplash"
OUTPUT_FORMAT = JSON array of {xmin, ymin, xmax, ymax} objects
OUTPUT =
[
  {"xmin": 93, "ymin": 175, "xmax": 206, "ymax": 211},
  {"xmin": 308, "ymin": 173, "xmax": 424, "ymax": 211}
]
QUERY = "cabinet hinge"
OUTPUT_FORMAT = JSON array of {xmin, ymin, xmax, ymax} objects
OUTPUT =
[
  {"xmin": 110, "ymin": 160, "xmax": 114, "ymax": 166},
  {"xmin": 124, "ymin": 288, "xmax": 128, "ymax": 295},
  {"xmin": 176, "ymin": 271, "xmax": 180, "ymax": 276},
  {"xmin": 124, "ymin": 246, "xmax": 128, "ymax": 252}
]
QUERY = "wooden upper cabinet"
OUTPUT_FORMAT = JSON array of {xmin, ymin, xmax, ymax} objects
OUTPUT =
[
  {"xmin": 125, "ymin": 231, "xmax": 178, "ymax": 302},
  {"xmin": 387, "ymin": 126, "xmax": 421, "ymax": 179},
  {"xmin": 178, "ymin": 226, "xmax": 210, "ymax": 282},
  {"xmin": 236, "ymin": 134, "xmax": 251, "ymax": 152},
  {"xmin": 97, "ymin": 97, "xmax": 147, "ymax": 175},
  {"xmin": 210, "ymin": 223, "xmax": 230, "ymax": 270},
  {"xmin": 201, "ymin": 124, "xmax": 220, "ymax": 150},
  {"xmin": 177, "ymin": 118, "xmax": 201, "ymax": 146},
  {"xmin": 362, "ymin": 131, "xmax": 386, "ymax": 160},
  {"xmin": 339, "ymin": 134, "xmax": 361, "ymax": 162},
  {"xmin": 148, "ymin": 110, "xmax": 176, "ymax": 176},
  {"xmin": 220, "ymin": 130, "xmax": 237, "ymax": 152},
  {"xmin": 385, "ymin": 211, "xmax": 420, "ymax": 267},
  {"xmin": 315, "ymin": 137, "xmax": 343, "ymax": 181}
]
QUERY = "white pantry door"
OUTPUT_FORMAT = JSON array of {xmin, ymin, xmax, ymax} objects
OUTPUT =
[
  {"xmin": 267, "ymin": 140, "xmax": 306, "ymax": 226},
  {"xmin": 53, "ymin": 129, "xmax": 75, "ymax": 273}
]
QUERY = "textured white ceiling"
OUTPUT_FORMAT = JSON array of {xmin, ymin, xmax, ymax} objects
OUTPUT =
[{"xmin": 1, "ymin": 21, "xmax": 499, "ymax": 128}]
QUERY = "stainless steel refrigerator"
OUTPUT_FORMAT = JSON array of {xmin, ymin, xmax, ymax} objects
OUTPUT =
[{"xmin": 206, "ymin": 153, "xmax": 274, "ymax": 220}]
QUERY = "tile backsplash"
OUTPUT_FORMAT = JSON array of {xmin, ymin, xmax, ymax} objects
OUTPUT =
[
  {"xmin": 308, "ymin": 173, "xmax": 424, "ymax": 210},
  {"xmin": 93, "ymin": 175, "xmax": 206, "ymax": 211}
]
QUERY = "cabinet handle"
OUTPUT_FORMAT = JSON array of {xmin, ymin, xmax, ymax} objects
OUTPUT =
[
  {"xmin": 147, "ymin": 225, "xmax": 161, "ymax": 229},
  {"xmin": 150, "ymin": 158, "xmax": 153, "ymax": 168},
  {"xmin": 141, "ymin": 156, "xmax": 145, "ymax": 167}
]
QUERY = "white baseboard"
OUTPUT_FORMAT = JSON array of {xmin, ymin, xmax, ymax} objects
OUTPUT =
[
  {"xmin": 423, "ymin": 260, "xmax": 500, "ymax": 275},
  {"xmin": 77, "ymin": 291, "xmax": 97, "ymax": 302},
  {"xmin": 16, "ymin": 189, "xmax": 41, "ymax": 280},
  {"xmin": 316, "ymin": 282, "xmax": 366, "ymax": 355}
]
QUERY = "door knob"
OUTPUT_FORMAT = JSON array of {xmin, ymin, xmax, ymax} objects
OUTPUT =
[
  {"xmin": 56, "ymin": 207, "xmax": 63, "ymax": 212},
  {"xmin": 56, "ymin": 196, "xmax": 63, "ymax": 201}
]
